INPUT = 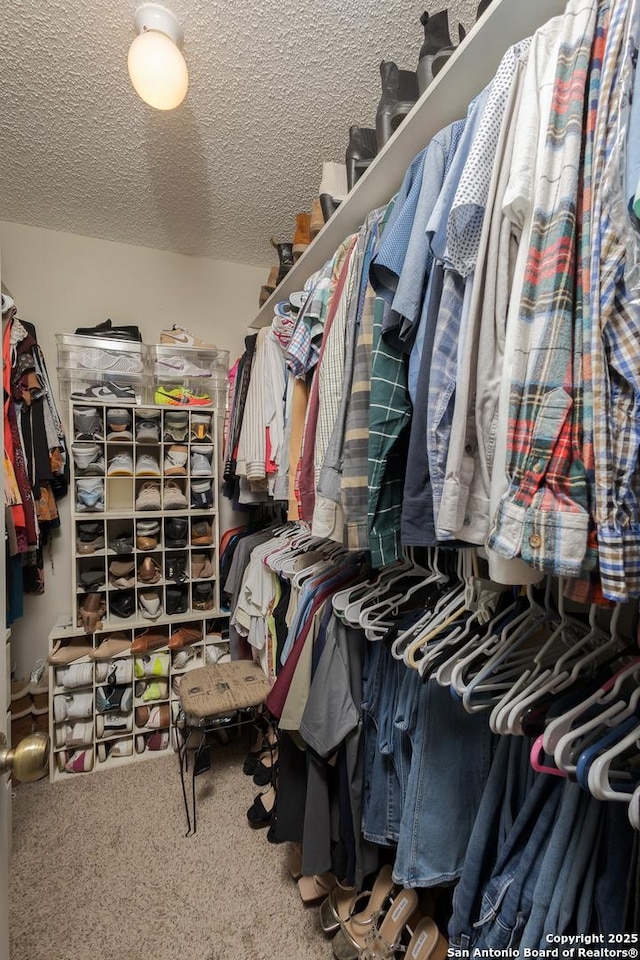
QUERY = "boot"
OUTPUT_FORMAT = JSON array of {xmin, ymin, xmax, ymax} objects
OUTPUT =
[
  {"xmin": 259, "ymin": 266, "xmax": 278, "ymax": 307},
  {"xmin": 310, "ymin": 198, "xmax": 324, "ymax": 238},
  {"xmin": 417, "ymin": 10, "xmax": 466, "ymax": 95},
  {"xmin": 292, "ymin": 213, "xmax": 311, "ymax": 261},
  {"xmin": 319, "ymin": 162, "xmax": 348, "ymax": 224},
  {"xmin": 345, "ymin": 126, "xmax": 378, "ymax": 191},
  {"xmin": 375, "ymin": 61, "xmax": 419, "ymax": 148},
  {"xmin": 270, "ymin": 238, "xmax": 294, "ymax": 285}
]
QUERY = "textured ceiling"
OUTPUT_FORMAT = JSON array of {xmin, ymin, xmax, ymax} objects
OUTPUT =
[{"xmin": 0, "ymin": 0, "xmax": 477, "ymax": 267}]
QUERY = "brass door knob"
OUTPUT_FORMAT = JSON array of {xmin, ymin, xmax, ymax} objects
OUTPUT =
[{"xmin": 0, "ymin": 731, "xmax": 50, "ymax": 782}]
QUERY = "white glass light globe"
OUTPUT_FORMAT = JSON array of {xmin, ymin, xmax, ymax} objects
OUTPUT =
[{"xmin": 128, "ymin": 29, "xmax": 188, "ymax": 110}]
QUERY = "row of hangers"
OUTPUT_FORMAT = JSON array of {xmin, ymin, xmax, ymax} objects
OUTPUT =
[{"xmin": 252, "ymin": 527, "xmax": 640, "ymax": 828}]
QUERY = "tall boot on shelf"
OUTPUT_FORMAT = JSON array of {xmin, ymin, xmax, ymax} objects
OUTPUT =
[
  {"xmin": 319, "ymin": 161, "xmax": 348, "ymax": 223},
  {"xmin": 259, "ymin": 265, "xmax": 278, "ymax": 307},
  {"xmin": 345, "ymin": 126, "xmax": 378, "ymax": 191},
  {"xmin": 292, "ymin": 212, "xmax": 311, "ymax": 261},
  {"xmin": 310, "ymin": 198, "xmax": 325, "ymax": 238},
  {"xmin": 270, "ymin": 238, "xmax": 295, "ymax": 285},
  {"xmin": 416, "ymin": 9, "xmax": 466, "ymax": 96},
  {"xmin": 375, "ymin": 60, "xmax": 419, "ymax": 148}
]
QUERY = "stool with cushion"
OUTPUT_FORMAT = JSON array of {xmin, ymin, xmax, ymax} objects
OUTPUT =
[{"xmin": 176, "ymin": 661, "xmax": 271, "ymax": 835}]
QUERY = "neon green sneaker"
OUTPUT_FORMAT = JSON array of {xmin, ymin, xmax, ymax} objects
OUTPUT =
[{"xmin": 154, "ymin": 386, "xmax": 211, "ymax": 407}]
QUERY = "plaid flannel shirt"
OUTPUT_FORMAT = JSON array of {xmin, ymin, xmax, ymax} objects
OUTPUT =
[
  {"xmin": 488, "ymin": 0, "xmax": 598, "ymax": 577},
  {"xmin": 590, "ymin": 0, "xmax": 640, "ymax": 600}
]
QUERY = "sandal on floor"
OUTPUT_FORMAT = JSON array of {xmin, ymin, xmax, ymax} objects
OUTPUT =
[
  {"xmin": 331, "ymin": 864, "xmax": 398, "ymax": 960},
  {"xmin": 252, "ymin": 723, "xmax": 279, "ymax": 786},
  {"xmin": 247, "ymin": 785, "xmax": 276, "ymax": 828},
  {"xmin": 320, "ymin": 881, "xmax": 360, "ymax": 935},
  {"xmin": 286, "ymin": 842, "xmax": 303, "ymax": 880},
  {"xmin": 360, "ymin": 888, "xmax": 419, "ymax": 960},
  {"xmin": 403, "ymin": 917, "xmax": 448, "ymax": 960},
  {"xmin": 297, "ymin": 871, "xmax": 337, "ymax": 904}
]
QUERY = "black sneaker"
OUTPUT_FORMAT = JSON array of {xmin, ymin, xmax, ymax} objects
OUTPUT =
[
  {"xmin": 190, "ymin": 479, "xmax": 213, "ymax": 509},
  {"xmin": 109, "ymin": 591, "xmax": 135, "ymax": 619},
  {"xmin": 75, "ymin": 319, "xmax": 142, "ymax": 342},
  {"xmin": 166, "ymin": 586, "xmax": 188, "ymax": 615},
  {"xmin": 165, "ymin": 517, "xmax": 188, "ymax": 548},
  {"xmin": 95, "ymin": 684, "xmax": 134, "ymax": 713}
]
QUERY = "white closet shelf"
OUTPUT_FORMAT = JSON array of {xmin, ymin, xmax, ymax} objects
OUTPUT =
[{"xmin": 251, "ymin": 0, "xmax": 566, "ymax": 329}]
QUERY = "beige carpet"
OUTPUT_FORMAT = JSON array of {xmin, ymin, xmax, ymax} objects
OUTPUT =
[{"xmin": 10, "ymin": 741, "xmax": 327, "ymax": 960}]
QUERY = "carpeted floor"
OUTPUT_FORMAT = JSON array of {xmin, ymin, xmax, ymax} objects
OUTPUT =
[{"xmin": 9, "ymin": 740, "xmax": 326, "ymax": 960}]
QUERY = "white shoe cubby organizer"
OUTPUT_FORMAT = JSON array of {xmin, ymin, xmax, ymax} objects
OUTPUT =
[
  {"xmin": 49, "ymin": 399, "xmax": 230, "ymax": 781},
  {"xmin": 48, "ymin": 614, "xmax": 230, "ymax": 781}
]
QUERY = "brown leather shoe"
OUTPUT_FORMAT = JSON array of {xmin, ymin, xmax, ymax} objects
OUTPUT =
[
  {"xmin": 168, "ymin": 626, "xmax": 202, "ymax": 650},
  {"xmin": 310, "ymin": 198, "xmax": 324, "ymax": 238},
  {"xmin": 293, "ymin": 212, "xmax": 311, "ymax": 260},
  {"xmin": 138, "ymin": 556, "xmax": 162, "ymax": 584},
  {"xmin": 191, "ymin": 552, "xmax": 214, "ymax": 579},
  {"xmin": 89, "ymin": 632, "xmax": 132, "ymax": 661},
  {"xmin": 191, "ymin": 521, "xmax": 213, "ymax": 546},
  {"xmin": 135, "ymin": 703, "xmax": 171, "ymax": 729},
  {"xmin": 130, "ymin": 628, "xmax": 168, "ymax": 654}
]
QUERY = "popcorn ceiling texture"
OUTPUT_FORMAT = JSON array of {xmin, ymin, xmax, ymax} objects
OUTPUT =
[{"xmin": 0, "ymin": 0, "xmax": 478, "ymax": 267}]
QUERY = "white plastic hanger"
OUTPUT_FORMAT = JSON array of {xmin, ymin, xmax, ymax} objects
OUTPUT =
[{"xmin": 587, "ymin": 720, "xmax": 640, "ymax": 802}]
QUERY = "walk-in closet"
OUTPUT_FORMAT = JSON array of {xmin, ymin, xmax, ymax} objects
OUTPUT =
[{"xmin": 1, "ymin": 1, "xmax": 638, "ymax": 958}]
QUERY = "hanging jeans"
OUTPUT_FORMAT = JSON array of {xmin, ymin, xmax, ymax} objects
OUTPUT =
[{"xmin": 392, "ymin": 677, "xmax": 495, "ymax": 887}]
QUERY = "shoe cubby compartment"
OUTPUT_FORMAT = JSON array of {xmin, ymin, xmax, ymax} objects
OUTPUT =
[
  {"xmin": 190, "ymin": 515, "xmax": 214, "ymax": 548},
  {"xmin": 97, "ymin": 736, "xmax": 135, "ymax": 765},
  {"xmin": 134, "ymin": 679, "xmax": 170, "ymax": 706},
  {"xmin": 171, "ymin": 645, "xmax": 204, "ymax": 674},
  {"xmin": 107, "ymin": 589, "xmax": 136, "ymax": 624},
  {"xmin": 190, "ymin": 550, "xmax": 215, "ymax": 581},
  {"xmin": 106, "ymin": 519, "xmax": 135, "ymax": 555},
  {"xmin": 191, "ymin": 582, "xmax": 215, "ymax": 612},
  {"xmin": 71, "ymin": 403, "xmax": 106, "ymax": 441},
  {"xmin": 76, "ymin": 557, "xmax": 107, "ymax": 594},
  {"xmin": 95, "ymin": 710, "xmax": 133, "ymax": 741},
  {"xmin": 134, "ymin": 409, "xmax": 162, "ymax": 444},
  {"xmin": 105, "ymin": 477, "xmax": 135, "ymax": 512},
  {"xmin": 164, "ymin": 551, "xmax": 190, "ymax": 583},
  {"xmin": 54, "ymin": 662, "xmax": 94, "ymax": 693},
  {"xmin": 165, "ymin": 584, "xmax": 189, "ymax": 615},
  {"xmin": 54, "ymin": 717, "xmax": 95, "ymax": 749},
  {"xmin": 54, "ymin": 746, "xmax": 95, "ymax": 775},
  {"xmin": 75, "ymin": 478, "xmax": 105, "ymax": 513},
  {"xmin": 162, "ymin": 478, "xmax": 188, "ymax": 511},
  {"xmin": 76, "ymin": 519, "xmax": 107, "ymax": 556},
  {"xmin": 135, "ymin": 730, "xmax": 171, "ymax": 754},
  {"xmin": 137, "ymin": 586, "xmax": 164, "ymax": 620}
]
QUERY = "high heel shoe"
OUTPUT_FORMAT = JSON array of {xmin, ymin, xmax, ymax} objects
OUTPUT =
[
  {"xmin": 78, "ymin": 592, "xmax": 105, "ymax": 633},
  {"xmin": 360, "ymin": 888, "xmax": 419, "ymax": 960},
  {"xmin": 402, "ymin": 917, "xmax": 448, "ymax": 960},
  {"xmin": 252, "ymin": 722, "xmax": 279, "ymax": 786},
  {"xmin": 331, "ymin": 864, "xmax": 398, "ymax": 960},
  {"xmin": 246, "ymin": 784, "xmax": 276, "ymax": 828}
]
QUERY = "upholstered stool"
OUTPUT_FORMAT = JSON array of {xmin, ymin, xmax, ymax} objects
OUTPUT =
[{"xmin": 175, "ymin": 661, "xmax": 271, "ymax": 835}]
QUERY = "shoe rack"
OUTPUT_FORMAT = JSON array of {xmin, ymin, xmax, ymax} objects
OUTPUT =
[
  {"xmin": 49, "ymin": 399, "xmax": 230, "ymax": 781},
  {"xmin": 71, "ymin": 400, "xmax": 222, "ymax": 629},
  {"xmin": 48, "ymin": 613, "xmax": 231, "ymax": 781}
]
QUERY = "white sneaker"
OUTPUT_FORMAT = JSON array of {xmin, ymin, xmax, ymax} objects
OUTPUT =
[
  {"xmin": 95, "ymin": 660, "xmax": 133, "ymax": 684},
  {"xmin": 163, "ymin": 480, "xmax": 188, "ymax": 509},
  {"xmin": 205, "ymin": 643, "xmax": 230, "ymax": 665},
  {"xmin": 56, "ymin": 663, "xmax": 94, "ymax": 689},
  {"xmin": 96, "ymin": 712, "xmax": 133, "ymax": 738},
  {"xmin": 154, "ymin": 357, "xmax": 211, "ymax": 377},
  {"xmin": 172, "ymin": 648, "xmax": 197, "ymax": 670},
  {"xmin": 159, "ymin": 325, "xmax": 216, "ymax": 349},
  {"xmin": 135, "ymin": 482, "xmax": 161, "ymax": 510},
  {"xmin": 107, "ymin": 452, "xmax": 134, "ymax": 477},
  {"xmin": 190, "ymin": 413, "xmax": 212, "ymax": 442},
  {"xmin": 54, "ymin": 692, "xmax": 93, "ymax": 722},
  {"xmin": 72, "ymin": 348, "xmax": 143, "ymax": 374},
  {"xmin": 163, "ymin": 445, "xmax": 188, "ymax": 476},
  {"xmin": 72, "ymin": 443, "xmax": 105, "ymax": 474},
  {"xmin": 190, "ymin": 446, "xmax": 213, "ymax": 477},
  {"xmin": 111, "ymin": 739, "xmax": 134, "ymax": 758},
  {"xmin": 136, "ymin": 453, "xmax": 161, "ymax": 477},
  {"xmin": 55, "ymin": 720, "xmax": 94, "ymax": 748}
]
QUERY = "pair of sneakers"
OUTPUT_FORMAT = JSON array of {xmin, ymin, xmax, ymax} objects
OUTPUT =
[
  {"xmin": 96, "ymin": 684, "xmax": 133, "ymax": 713},
  {"xmin": 73, "ymin": 406, "xmax": 103, "ymax": 440},
  {"xmin": 135, "ymin": 730, "xmax": 170, "ymax": 753},
  {"xmin": 76, "ymin": 479, "xmax": 104, "ymax": 511},
  {"xmin": 135, "ymin": 703, "xmax": 170, "ymax": 730},
  {"xmin": 56, "ymin": 663, "xmax": 93, "ymax": 690},
  {"xmin": 191, "ymin": 479, "xmax": 213, "ymax": 509},
  {"xmin": 134, "ymin": 653, "xmax": 170, "ymax": 678},
  {"xmin": 97, "ymin": 739, "xmax": 133, "ymax": 762},
  {"xmin": 54, "ymin": 692, "xmax": 93, "ymax": 721},
  {"xmin": 72, "ymin": 443, "xmax": 105, "ymax": 476},
  {"xmin": 56, "ymin": 749, "xmax": 94, "ymax": 773},
  {"xmin": 191, "ymin": 445, "xmax": 214, "ymax": 477},
  {"xmin": 96, "ymin": 712, "xmax": 133, "ymax": 737},
  {"xmin": 136, "ymin": 413, "xmax": 161, "ymax": 443},
  {"xmin": 55, "ymin": 719, "xmax": 94, "ymax": 748},
  {"xmin": 95, "ymin": 660, "xmax": 132, "ymax": 685},
  {"xmin": 135, "ymin": 679, "xmax": 169, "ymax": 701}
]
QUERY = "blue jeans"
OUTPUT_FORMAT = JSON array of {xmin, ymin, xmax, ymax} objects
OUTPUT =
[
  {"xmin": 393, "ymin": 678, "xmax": 494, "ymax": 887},
  {"xmin": 472, "ymin": 775, "xmax": 563, "ymax": 951},
  {"xmin": 361, "ymin": 641, "xmax": 403, "ymax": 844}
]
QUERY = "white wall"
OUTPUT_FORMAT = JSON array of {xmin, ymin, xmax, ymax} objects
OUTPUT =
[{"xmin": 0, "ymin": 220, "xmax": 266, "ymax": 677}]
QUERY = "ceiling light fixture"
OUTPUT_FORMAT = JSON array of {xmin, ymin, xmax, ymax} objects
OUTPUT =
[{"xmin": 128, "ymin": 3, "xmax": 189, "ymax": 111}]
